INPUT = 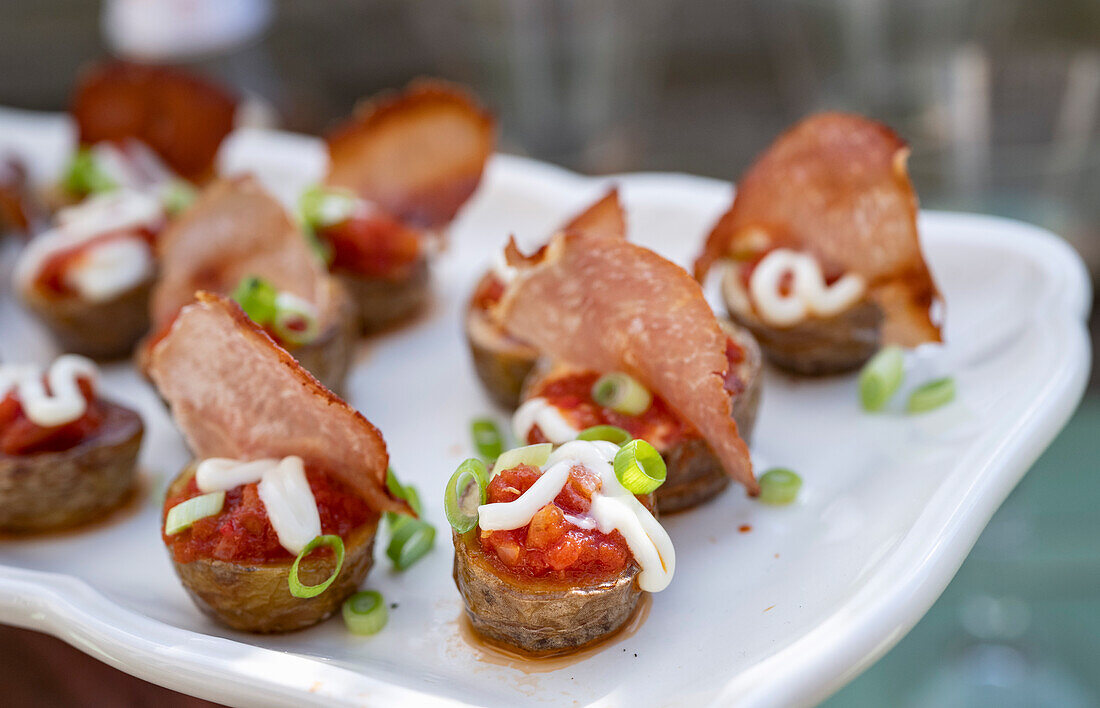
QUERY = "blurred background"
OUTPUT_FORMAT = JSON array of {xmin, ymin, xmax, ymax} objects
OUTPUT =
[{"xmin": 0, "ymin": 1, "xmax": 1096, "ymax": 706}]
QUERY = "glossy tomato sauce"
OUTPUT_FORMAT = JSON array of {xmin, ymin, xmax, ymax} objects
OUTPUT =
[
  {"xmin": 478, "ymin": 464, "xmax": 634, "ymax": 581},
  {"xmin": 34, "ymin": 227, "xmax": 157, "ymax": 297},
  {"xmin": 319, "ymin": 211, "xmax": 421, "ymax": 279},
  {"xmin": 526, "ymin": 339, "xmax": 746, "ymax": 449},
  {"xmin": 0, "ymin": 378, "xmax": 103, "ymax": 455},
  {"xmin": 163, "ymin": 468, "xmax": 376, "ymax": 564}
]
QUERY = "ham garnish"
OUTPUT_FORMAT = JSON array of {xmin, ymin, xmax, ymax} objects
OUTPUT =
[
  {"xmin": 561, "ymin": 188, "xmax": 626, "ymax": 241},
  {"xmin": 150, "ymin": 175, "xmax": 344, "ymax": 333},
  {"xmin": 694, "ymin": 112, "xmax": 942, "ymax": 346},
  {"xmin": 71, "ymin": 61, "xmax": 236, "ymax": 181},
  {"xmin": 494, "ymin": 234, "xmax": 756, "ymax": 493},
  {"xmin": 148, "ymin": 292, "xmax": 407, "ymax": 514},
  {"xmin": 325, "ymin": 80, "xmax": 495, "ymax": 230}
]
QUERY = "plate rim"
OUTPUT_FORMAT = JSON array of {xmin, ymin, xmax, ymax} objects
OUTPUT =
[{"xmin": 0, "ymin": 152, "xmax": 1091, "ymax": 708}]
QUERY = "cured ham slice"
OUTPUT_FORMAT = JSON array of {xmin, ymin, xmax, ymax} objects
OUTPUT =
[
  {"xmin": 71, "ymin": 61, "xmax": 236, "ymax": 181},
  {"xmin": 494, "ymin": 234, "xmax": 757, "ymax": 493},
  {"xmin": 694, "ymin": 112, "xmax": 942, "ymax": 346},
  {"xmin": 148, "ymin": 292, "xmax": 406, "ymax": 514},
  {"xmin": 150, "ymin": 175, "xmax": 340, "ymax": 332},
  {"xmin": 561, "ymin": 188, "xmax": 626, "ymax": 241},
  {"xmin": 325, "ymin": 80, "xmax": 494, "ymax": 229}
]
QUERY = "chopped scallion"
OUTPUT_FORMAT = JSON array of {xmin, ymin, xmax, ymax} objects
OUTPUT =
[
  {"xmin": 164, "ymin": 491, "xmax": 225, "ymax": 535},
  {"xmin": 493, "ymin": 443, "xmax": 552, "ymax": 475},
  {"xmin": 342, "ymin": 590, "xmax": 387, "ymax": 636},
  {"xmin": 386, "ymin": 519, "xmax": 435, "ymax": 570},
  {"xmin": 758, "ymin": 468, "xmax": 802, "ymax": 505},
  {"xmin": 288, "ymin": 534, "xmax": 345, "ymax": 598},
  {"xmin": 62, "ymin": 148, "xmax": 116, "ymax": 196},
  {"xmin": 231, "ymin": 276, "xmax": 278, "ymax": 326},
  {"xmin": 859, "ymin": 346, "xmax": 905, "ymax": 411},
  {"xmin": 613, "ymin": 440, "xmax": 666, "ymax": 494},
  {"xmin": 577, "ymin": 425, "xmax": 632, "ymax": 446},
  {"xmin": 444, "ymin": 459, "xmax": 488, "ymax": 533},
  {"xmin": 299, "ymin": 185, "xmax": 356, "ymax": 229},
  {"xmin": 592, "ymin": 372, "xmax": 652, "ymax": 415},
  {"xmin": 908, "ymin": 377, "xmax": 956, "ymax": 413},
  {"xmin": 471, "ymin": 418, "xmax": 504, "ymax": 460},
  {"xmin": 272, "ymin": 292, "xmax": 320, "ymax": 346}
]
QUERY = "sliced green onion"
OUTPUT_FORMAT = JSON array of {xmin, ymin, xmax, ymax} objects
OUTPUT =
[
  {"xmin": 758, "ymin": 468, "xmax": 802, "ymax": 505},
  {"xmin": 384, "ymin": 468, "xmax": 423, "ymax": 529},
  {"xmin": 386, "ymin": 519, "xmax": 435, "ymax": 570},
  {"xmin": 908, "ymin": 377, "xmax": 956, "ymax": 413},
  {"xmin": 613, "ymin": 440, "xmax": 667, "ymax": 494},
  {"xmin": 577, "ymin": 424, "xmax": 632, "ymax": 446},
  {"xmin": 164, "ymin": 491, "xmax": 225, "ymax": 535},
  {"xmin": 159, "ymin": 179, "xmax": 197, "ymax": 216},
  {"xmin": 471, "ymin": 418, "xmax": 504, "ymax": 460},
  {"xmin": 299, "ymin": 185, "xmax": 356, "ymax": 229},
  {"xmin": 493, "ymin": 443, "xmax": 553, "ymax": 475},
  {"xmin": 342, "ymin": 590, "xmax": 388, "ymax": 635},
  {"xmin": 859, "ymin": 346, "xmax": 905, "ymax": 411},
  {"xmin": 62, "ymin": 148, "xmax": 116, "ymax": 196},
  {"xmin": 272, "ymin": 292, "xmax": 320, "ymax": 346},
  {"xmin": 231, "ymin": 276, "xmax": 278, "ymax": 326},
  {"xmin": 445, "ymin": 458, "xmax": 488, "ymax": 533},
  {"xmin": 288, "ymin": 534, "xmax": 346, "ymax": 598},
  {"xmin": 592, "ymin": 372, "xmax": 652, "ymax": 415}
]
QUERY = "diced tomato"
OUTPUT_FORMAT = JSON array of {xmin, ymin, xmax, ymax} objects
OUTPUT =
[
  {"xmin": 319, "ymin": 211, "xmax": 422, "ymax": 279},
  {"xmin": 0, "ymin": 377, "xmax": 104, "ymax": 455}
]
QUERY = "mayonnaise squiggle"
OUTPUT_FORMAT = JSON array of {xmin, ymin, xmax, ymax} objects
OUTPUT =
[
  {"xmin": 512, "ymin": 397, "xmax": 580, "ymax": 444},
  {"xmin": 0, "ymin": 355, "xmax": 99, "ymax": 428},
  {"xmin": 476, "ymin": 439, "xmax": 675, "ymax": 592},
  {"xmin": 194, "ymin": 455, "xmax": 321, "ymax": 555},
  {"xmin": 747, "ymin": 248, "xmax": 866, "ymax": 327}
]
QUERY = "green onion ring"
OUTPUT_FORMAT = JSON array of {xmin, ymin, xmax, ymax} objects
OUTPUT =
[
  {"xmin": 592, "ymin": 372, "xmax": 653, "ymax": 415},
  {"xmin": 444, "ymin": 459, "xmax": 488, "ymax": 533},
  {"xmin": 298, "ymin": 185, "xmax": 356, "ymax": 229},
  {"xmin": 231, "ymin": 275, "xmax": 279, "ymax": 326},
  {"xmin": 63, "ymin": 148, "xmax": 116, "ymax": 196},
  {"xmin": 164, "ymin": 491, "xmax": 225, "ymax": 535},
  {"xmin": 342, "ymin": 590, "xmax": 388, "ymax": 636},
  {"xmin": 907, "ymin": 377, "xmax": 956, "ymax": 413},
  {"xmin": 471, "ymin": 418, "xmax": 504, "ymax": 460},
  {"xmin": 758, "ymin": 468, "xmax": 802, "ymax": 505},
  {"xmin": 577, "ymin": 424, "xmax": 632, "ymax": 446},
  {"xmin": 493, "ymin": 443, "xmax": 553, "ymax": 476},
  {"xmin": 288, "ymin": 534, "xmax": 346, "ymax": 598},
  {"xmin": 859, "ymin": 346, "xmax": 905, "ymax": 411},
  {"xmin": 386, "ymin": 519, "xmax": 436, "ymax": 570},
  {"xmin": 613, "ymin": 440, "xmax": 667, "ymax": 494},
  {"xmin": 272, "ymin": 293, "xmax": 321, "ymax": 346}
]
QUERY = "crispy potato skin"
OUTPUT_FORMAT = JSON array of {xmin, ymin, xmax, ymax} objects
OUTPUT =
[
  {"xmin": 0, "ymin": 401, "xmax": 142, "ymax": 532},
  {"xmin": 465, "ymin": 281, "xmax": 539, "ymax": 409},
  {"xmin": 164, "ymin": 465, "xmax": 379, "ymax": 633},
  {"xmin": 338, "ymin": 255, "xmax": 430, "ymax": 334},
  {"xmin": 287, "ymin": 291, "xmax": 359, "ymax": 395},
  {"xmin": 721, "ymin": 268, "xmax": 883, "ymax": 376},
  {"xmin": 453, "ymin": 530, "xmax": 641, "ymax": 654},
  {"xmin": 21, "ymin": 279, "xmax": 152, "ymax": 360}
]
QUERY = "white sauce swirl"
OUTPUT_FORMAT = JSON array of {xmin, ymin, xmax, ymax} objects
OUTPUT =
[
  {"xmin": 0, "ymin": 355, "xmax": 99, "ymax": 428},
  {"xmin": 194, "ymin": 455, "xmax": 321, "ymax": 555},
  {"xmin": 512, "ymin": 397, "xmax": 580, "ymax": 444},
  {"xmin": 747, "ymin": 248, "xmax": 866, "ymax": 327},
  {"xmin": 476, "ymin": 440, "xmax": 675, "ymax": 592}
]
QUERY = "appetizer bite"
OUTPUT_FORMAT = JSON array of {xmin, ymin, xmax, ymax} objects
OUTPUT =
[
  {"xmin": 302, "ymin": 81, "xmax": 494, "ymax": 332},
  {"xmin": 466, "ymin": 189, "xmax": 627, "ymax": 408},
  {"xmin": 492, "ymin": 233, "xmax": 758, "ymax": 512},
  {"xmin": 13, "ymin": 62, "xmax": 235, "ymax": 359},
  {"xmin": 150, "ymin": 292, "xmax": 409, "ymax": 633},
  {"xmin": 447, "ymin": 439, "xmax": 674, "ymax": 654},
  {"xmin": 0, "ymin": 355, "xmax": 143, "ymax": 532},
  {"xmin": 0, "ymin": 157, "xmax": 39, "ymax": 236},
  {"xmin": 145, "ymin": 176, "xmax": 357, "ymax": 392},
  {"xmin": 694, "ymin": 113, "xmax": 943, "ymax": 375}
]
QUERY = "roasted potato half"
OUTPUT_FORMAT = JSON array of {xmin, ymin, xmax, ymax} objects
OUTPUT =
[
  {"xmin": 339, "ymin": 255, "xmax": 430, "ymax": 334},
  {"xmin": 20, "ymin": 279, "xmax": 152, "ymax": 360},
  {"xmin": 721, "ymin": 267, "xmax": 883, "ymax": 376},
  {"xmin": 0, "ymin": 401, "xmax": 142, "ymax": 532},
  {"xmin": 164, "ymin": 465, "xmax": 379, "ymax": 633},
  {"xmin": 453, "ymin": 530, "xmax": 641, "ymax": 654}
]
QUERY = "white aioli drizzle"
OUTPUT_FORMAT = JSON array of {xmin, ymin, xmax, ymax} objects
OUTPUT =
[
  {"xmin": 476, "ymin": 440, "xmax": 676, "ymax": 593},
  {"xmin": 0, "ymin": 355, "xmax": 98, "ymax": 427},
  {"xmin": 512, "ymin": 397, "xmax": 580, "ymax": 444},
  {"xmin": 194, "ymin": 455, "xmax": 321, "ymax": 555},
  {"xmin": 748, "ymin": 248, "xmax": 866, "ymax": 327}
]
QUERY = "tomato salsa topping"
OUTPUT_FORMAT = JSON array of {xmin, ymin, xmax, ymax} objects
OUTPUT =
[
  {"xmin": 163, "ymin": 467, "xmax": 376, "ymax": 564},
  {"xmin": 317, "ymin": 211, "xmax": 422, "ymax": 280},
  {"xmin": 0, "ymin": 377, "xmax": 103, "ymax": 455},
  {"xmin": 33, "ymin": 226, "xmax": 157, "ymax": 298},
  {"xmin": 478, "ymin": 463, "xmax": 635, "ymax": 581}
]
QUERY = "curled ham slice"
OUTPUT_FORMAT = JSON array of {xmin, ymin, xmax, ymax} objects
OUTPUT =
[
  {"xmin": 694, "ymin": 112, "xmax": 942, "ymax": 346},
  {"xmin": 148, "ymin": 292, "xmax": 406, "ymax": 514},
  {"xmin": 494, "ymin": 234, "xmax": 756, "ymax": 493},
  {"xmin": 150, "ymin": 175, "xmax": 344, "ymax": 333},
  {"xmin": 561, "ymin": 188, "xmax": 626, "ymax": 241},
  {"xmin": 325, "ymin": 80, "xmax": 494, "ymax": 229},
  {"xmin": 71, "ymin": 61, "xmax": 236, "ymax": 182}
]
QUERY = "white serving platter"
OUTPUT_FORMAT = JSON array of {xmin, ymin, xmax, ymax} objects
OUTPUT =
[{"xmin": 0, "ymin": 112, "xmax": 1091, "ymax": 708}]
